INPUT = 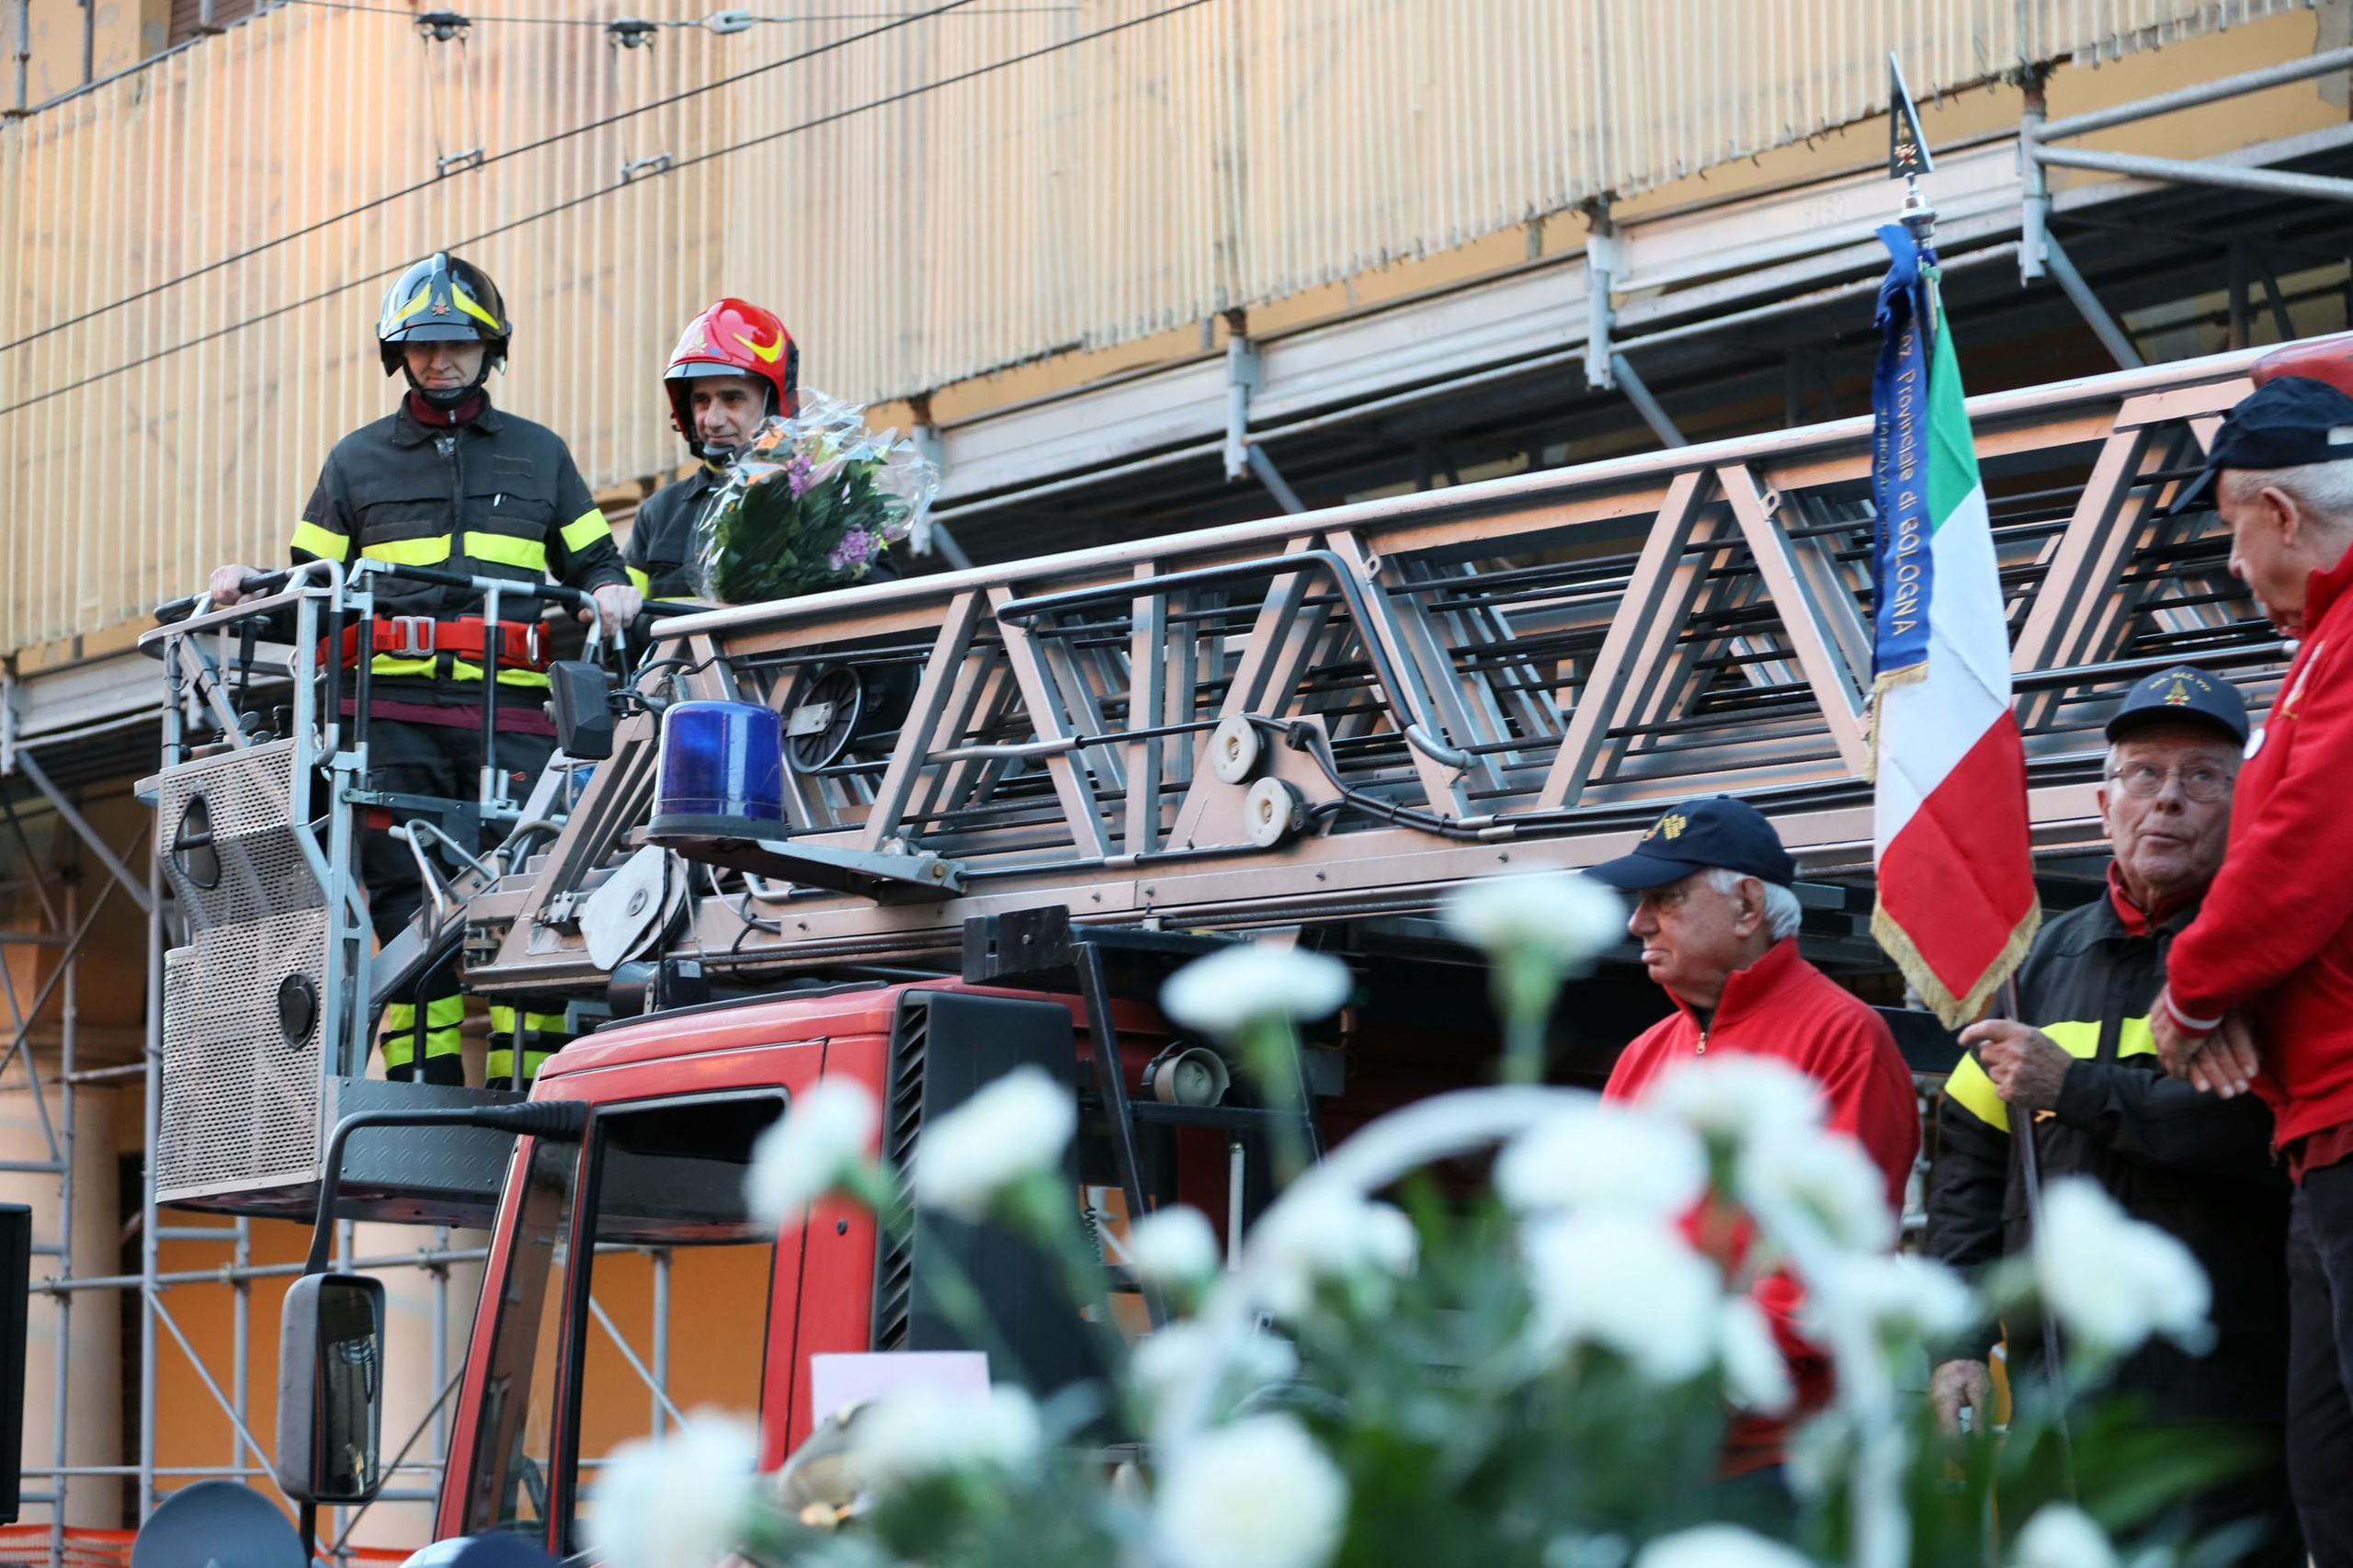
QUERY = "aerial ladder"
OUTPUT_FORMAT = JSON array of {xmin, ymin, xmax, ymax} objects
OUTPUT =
[{"xmin": 133, "ymin": 341, "xmax": 2288, "ymax": 1230}]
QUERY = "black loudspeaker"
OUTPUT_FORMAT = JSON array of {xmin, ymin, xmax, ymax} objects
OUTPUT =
[
  {"xmin": 873, "ymin": 992, "xmax": 1097, "ymax": 1403},
  {"xmin": 0, "ymin": 1203, "xmax": 31, "ymax": 1525}
]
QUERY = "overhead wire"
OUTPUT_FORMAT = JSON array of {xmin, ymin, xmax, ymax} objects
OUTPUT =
[
  {"xmin": 280, "ymin": 0, "xmax": 1078, "ymax": 20},
  {"xmin": 0, "ymin": 0, "xmax": 987, "ymax": 358},
  {"xmin": 0, "ymin": 0, "xmax": 1212, "ymax": 420}
]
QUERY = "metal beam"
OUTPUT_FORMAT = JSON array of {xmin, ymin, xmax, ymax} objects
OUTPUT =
[
  {"xmin": 1609, "ymin": 355, "xmax": 1687, "ymax": 448},
  {"xmin": 2042, "ymin": 235, "xmax": 2145, "ymax": 371},
  {"xmin": 2031, "ymin": 144, "xmax": 2353, "ymax": 206},
  {"xmin": 15, "ymin": 751, "xmax": 153, "ymax": 913},
  {"xmin": 2035, "ymin": 46, "xmax": 2353, "ymax": 142}
]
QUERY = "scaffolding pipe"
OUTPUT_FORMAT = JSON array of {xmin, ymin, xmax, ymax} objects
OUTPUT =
[
  {"xmin": 653, "ymin": 1249, "xmax": 672, "ymax": 1447},
  {"xmin": 139, "ymin": 857, "xmax": 161, "ymax": 1521},
  {"xmin": 2034, "ymin": 46, "xmax": 2353, "ymax": 141},
  {"xmin": 2043, "ymin": 235, "xmax": 2146, "ymax": 370},
  {"xmin": 2031, "ymin": 144, "xmax": 2353, "ymax": 205},
  {"xmin": 51, "ymin": 886, "xmax": 73, "ymax": 1562}
]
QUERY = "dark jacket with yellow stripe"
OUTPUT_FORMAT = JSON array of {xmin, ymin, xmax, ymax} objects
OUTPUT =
[
  {"xmin": 290, "ymin": 396, "xmax": 628, "ymax": 700},
  {"xmin": 1925, "ymin": 887, "xmax": 2290, "ymax": 1423}
]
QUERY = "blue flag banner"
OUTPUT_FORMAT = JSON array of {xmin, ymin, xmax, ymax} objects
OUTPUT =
[{"xmin": 1870, "ymin": 222, "xmax": 1935, "ymax": 684}]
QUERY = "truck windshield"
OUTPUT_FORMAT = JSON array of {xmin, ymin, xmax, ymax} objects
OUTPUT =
[{"xmin": 462, "ymin": 1093, "xmax": 785, "ymax": 1551}]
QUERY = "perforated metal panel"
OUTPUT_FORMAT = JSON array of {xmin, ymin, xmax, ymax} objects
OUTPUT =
[
  {"xmin": 155, "ymin": 906, "xmax": 329, "ymax": 1206},
  {"xmin": 153, "ymin": 740, "xmax": 322, "ymax": 934}
]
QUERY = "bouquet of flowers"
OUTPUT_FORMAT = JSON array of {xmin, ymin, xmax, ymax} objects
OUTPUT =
[{"xmin": 690, "ymin": 392, "xmax": 940, "ymax": 605}]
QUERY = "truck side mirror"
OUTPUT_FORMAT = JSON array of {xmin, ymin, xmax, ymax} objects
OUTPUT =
[
  {"xmin": 547, "ymin": 661, "xmax": 616, "ymax": 760},
  {"xmin": 0, "ymin": 1204, "xmax": 29, "ymax": 1525},
  {"xmin": 274, "ymin": 1274, "xmax": 386, "ymax": 1506}
]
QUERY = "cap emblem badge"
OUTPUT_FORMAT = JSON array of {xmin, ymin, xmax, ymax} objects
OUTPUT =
[{"xmin": 1653, "ymin": 812, "xmax": 1688, "ymax": 842}]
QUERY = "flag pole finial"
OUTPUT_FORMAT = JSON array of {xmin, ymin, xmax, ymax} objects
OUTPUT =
[{"xmin": 1888, "ymin": 53, "xmax": 1937, "ymax": 247}]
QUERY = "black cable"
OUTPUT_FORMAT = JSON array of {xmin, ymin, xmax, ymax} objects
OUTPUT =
[
  {"xmin": 0, "ymin": 0, "xmax": 1209, "ymax": 419},
  {"xmin": 0, "ymin": 0, "xmax": 981, "ymax": 358}
]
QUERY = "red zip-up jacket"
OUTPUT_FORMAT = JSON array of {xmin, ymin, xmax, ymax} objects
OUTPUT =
[
  {"xmin": 2165, "ymin": 544, "xmax": 2353, "ymax": 1155},
  {"xmin": 1604, "ymin": 938, "xmax": 1922, "ymax": 1472}
]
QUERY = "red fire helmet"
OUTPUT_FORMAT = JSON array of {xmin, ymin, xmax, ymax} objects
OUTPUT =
[
  {"xmin": 2252, "ymin": 334, "xmax": 2353, "ymax": 398},
  {"xmin": 665, "ymin": 299, "xmax": 799, "ymax": 442}
]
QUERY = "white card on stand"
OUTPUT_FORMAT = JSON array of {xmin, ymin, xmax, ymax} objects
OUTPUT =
[{"xmin": 808, "ymin": 1349, "xmax": 990, "ymax": 1426}]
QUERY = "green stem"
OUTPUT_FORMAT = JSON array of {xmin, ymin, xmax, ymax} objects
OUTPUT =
[
  {"xmin": 1242, "ymin": 1017, "xmax": 1311, "ymax": 1187},
  {"xmin": 1012, "ymin": 1175, "xmax": 1146, "ymax": 1434},
  {"xmin": 1495, "ymin": 947, "xmax": 1563, "ymax": 1085}
]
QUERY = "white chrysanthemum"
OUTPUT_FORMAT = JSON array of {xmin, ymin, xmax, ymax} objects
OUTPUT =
[
  {"xmin": 1495, "ymin": 1096, "xmax": 1709, "ymax": 1218},
  {"xmin": 1439, "ymin": 869, "xmax": 1627, "ymax": 971},
  {"xmin": 1131, "ymin": 1205, "xmax": 1223, "ymax": 1288},
  {"xmin": 1812, "ymin": 1252, "xmax": 1974, "ymax": 1340},
  {"xmin": 851, "ymin": 1384, "xmax": 1042, "ymax": 1490},
  {"xmin": 1160, "ymin": 943, "xmax": 1353, "ymax": 1038},
  {"xmin": 1248, "ymin": 1188, "xmax": 1418, "ymax": 1318},
  {"xmin": 1132, "ymin": 1320, "xmax": 1300, "ymax": 1415},
  {"xmin": 1643, "ymin": 1053, "xmax": 1824, "ymax": 1148},
  {"xmin": 2033, "ymin": 1177, "xmax": 2211, "ymax": 1357},
  {"xmin": 744, "ymin": 1077, "xmax": 879, "ymax": 1232},
  {"xmin": 1717, "ymin": 1296, "xmax": 1794, "ymax": 1415},
  {"xmin": 1523, "ymin": 1210, "xmax": 1722, "ymax": 1382},
  {"xmin": 2008, "ymin": 1503, "xmax": 2119, "ymax": 1568},
  {"xmin": 1632, "ymin": 1523, "xmax": 1817, "ymax": 1568},
  {"xmin": 584, "ymin": 1409, "xmax": 757, "ymax": 1568},
  {"xmin": 1154, "ymin": 1414, "xmax": 1348, "ymax": 1568},
  {"xmin": 1738, "ymin": 1127, "xmax": 1895, "ymax": 1254},
  {"xmin": 912, "ymin": 1065, "xmax": 1076, "ymax": 1221}
]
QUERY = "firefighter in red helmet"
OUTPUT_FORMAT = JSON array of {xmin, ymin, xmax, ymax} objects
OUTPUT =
[{"xmin": 626, "ymin": 299, "xmax": 803, "ymax": 598}]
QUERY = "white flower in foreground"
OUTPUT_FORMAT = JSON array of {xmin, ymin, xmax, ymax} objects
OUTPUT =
[
  {"xmin": 2033, "ymin": 1177, "xmax": 2211, "ymax": 1357},
  {"xmin": 1155, "ymin": 1414, "xmax": 1348, "ymax": 1568},
  {"xmin": 1813, "ymin": 1252, "xmax": 1974, "ymax": 1341},
  {"xmin": 1632, "ymin": 1523, "xmax": 1816, "ymax": 1568},
  {"xmin": 1716, "ymin": 1296, "xmax": 1794, "ymax": 1415},
  {"xmin": 2008, "ymin": 1503, "xmax": 2118, "ymax": 1568},
  {"xmin": 1132, "ymin": 1319, "xmax": 1299, "ymax": 1415},
  {"xmin": 851, "ymin": 1384, "xmax": 1042, "ymax": 1490},
  {"xmin": 745, "ymin": 1076, "xmax": 879, "ymax": 1232},
  {"xmin": 1738, "ymin": 1126, "xmax": 1895, "ymax": 1254},
  {"xmin": 1160, "ymin": 942, "xmax": 1353, "ymax": 1038},
  {"xmin": 1644, "ymin": 1053, "xmax": 1824, "ymax": 1148},
  {"xmin": 585, "ymin": 1410, "xmax": 757, "ymax": 1568},
  {"xmin": 1523, "ymin": 1210, "xmax": 1722, "ymax": 1383},
  {"xmin": 1131, "ymin": 1204, "xmax": 1223, "ymax": 1289},
  {"xmin": 912, "ymin": 1064, "xmax": 1076, "ymax": 1221},
  {"xmin": 1495, "ymin": 1096, "xmax": 1708, "ymax": 1218},
  {"xmin": 1439, "ymin": 869, "xmax": 1626, "ymax": 971},
  {"xmin": 1248, "ymin": 1187, "xmax": 1418, "ymax": 1318}
]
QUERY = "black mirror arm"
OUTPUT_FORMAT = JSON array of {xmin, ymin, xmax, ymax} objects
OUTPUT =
[{"xmin": 302, "ymin": 1101, "xmax": 590, "ymax": 1277}]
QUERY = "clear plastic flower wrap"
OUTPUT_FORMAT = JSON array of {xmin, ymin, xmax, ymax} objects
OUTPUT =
[{"xmin": 688, "ymin": 391, "xmax": 939, "ymax": 605}]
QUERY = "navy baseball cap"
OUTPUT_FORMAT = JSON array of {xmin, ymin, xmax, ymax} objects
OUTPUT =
[
  {"xmin": 1586, "ymin": 796, "xmax": 1799, "ymax": 892},
  {"xmin": 2175, "ymin": 376, "xmax": 2353, "ymax": 513},
  {"xmin": 2104, "ymin": 664, "xmax": 2249, "ymax": 746}
]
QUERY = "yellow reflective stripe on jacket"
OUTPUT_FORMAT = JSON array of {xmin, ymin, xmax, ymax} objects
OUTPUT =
[
  {"xmin": 290, "ymin": 519, "xmax": 351, "ymax": 562},
  {"xmin": 362, "ymin": 532, "xmax": 551, "ymax": 571},
  {"xmin": 1942, "ymin": 1016, "xmax": 2156, "ymax": 1137},
  {"xmin": 561, "ymin": 508, "xmax": 612, "ymax": 552},
  {"xmin": 368, "ymin": 654, "xmax": 550, "ymax": 687},
  {"xmin": 463, "ymin": 531, "xmax": 548, "ymax": 572},
  {"xmin": 627, "ymin": 565, "xmax": 653, "ymax": 597},
  {"xmin": 363, "ymin": 536, "xmax": 452, "ymax": 566},
  {"xmin": 1946, "ymin": 1054, "xmax": 2010, "ymax": 1133}
]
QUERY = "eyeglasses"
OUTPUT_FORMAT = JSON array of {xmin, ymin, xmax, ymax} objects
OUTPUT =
[{"xmin": 2107, "ymin": 761, "xmax": 2234, "ymax": 803}]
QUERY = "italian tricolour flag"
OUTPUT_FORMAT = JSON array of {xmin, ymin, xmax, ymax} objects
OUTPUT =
[{"xmin": 1867, "ymin": 223, "xmax": 2039, "ymax": 1028}]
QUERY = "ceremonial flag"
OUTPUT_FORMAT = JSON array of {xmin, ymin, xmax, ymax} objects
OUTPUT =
[{"xmin": 1867, "ymin": 222, "xmax": 2039, "ymax": 1028}]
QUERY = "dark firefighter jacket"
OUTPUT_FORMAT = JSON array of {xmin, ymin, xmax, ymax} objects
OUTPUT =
[
  {"xmin": 288, "ymin": 395, "xmax": 628, "ymax": 704},
  {"xmin": 1924, "ymin": 879, "xmax": 2290, "ymax": 1423}
]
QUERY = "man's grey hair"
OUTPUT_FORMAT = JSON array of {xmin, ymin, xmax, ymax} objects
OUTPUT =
[
  {"xmin": 1700, "ymin": 866, "xmax": 1804, "ymax": 940},
  {"xmin": 2220, "ymin": 460, "xmax": 2353, "ymax": 529}
]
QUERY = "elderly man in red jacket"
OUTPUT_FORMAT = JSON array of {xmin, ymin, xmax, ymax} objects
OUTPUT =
[
  {"xmin": 2154, "ymin": 371, "xmax": 2353, "ymax": 1565},
  {"xmin": 1586, "ymin": 796, "xmax": 1921, "ymax": 1483}
]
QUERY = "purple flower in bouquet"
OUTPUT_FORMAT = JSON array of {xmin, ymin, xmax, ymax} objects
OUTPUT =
[
  {"xmin": 785, "ymin": 456, "xmax": 816, "ymax": 498},
  {"xmin": 827, "ymin": 528, "xmax": 881, "ymax": 574}
]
